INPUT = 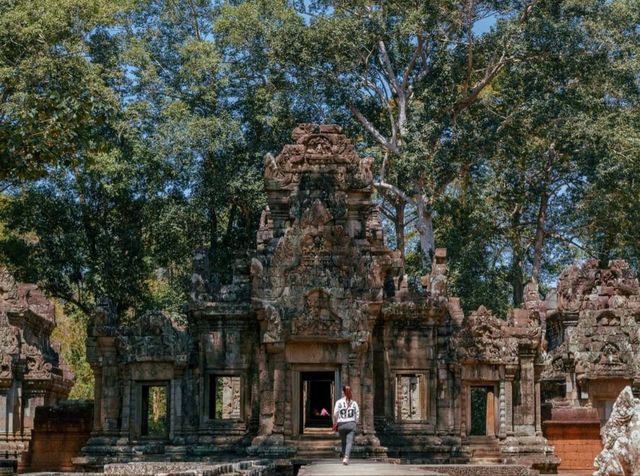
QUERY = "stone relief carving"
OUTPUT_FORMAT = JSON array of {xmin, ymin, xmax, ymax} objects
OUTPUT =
[
  {"xmin": 118, "ymin": 311, "xmax": 190, "ymax": 364},
  {"xmin": 455, "ymin": 306, "xmax": 518, "ymax": 364},
  {"xmin": 543, "ymin": 260, "xmax": 640, "ymax": 382},
  {"xmin": 22, "ymin": 343, "xmax": 53, "ymax": 379}
]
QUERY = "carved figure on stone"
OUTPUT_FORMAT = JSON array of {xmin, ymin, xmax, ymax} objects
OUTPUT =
[
  {"xmin": 94, "ymin": 297, "xmax": 118, "ymax": 334},
  {"xmin": 429, "ymin": 249, "xmax": 448, "ymax": 300},
  {"xmin": 293, "ymin": 289, "xmax": 342, "ymax": 336},
  {"xmin": 191, "ymin": 249, "xmax": 211, "ymax": 302},
  {"xmin": 264, "ymin": 152, "xmax": 282, "ymax": 180},
  {"xmin": 262, "ymin": 304, "xmax": 283, "ymax": 343},
  {"xmin": 22, "ymin": 343, "xmax": 53, "ymax": 379},
  {"xmin": 593, "ymin": 386, "xmax": 640, "ymax": 476},
  {"xmin": 0, "ymin": 352, "xmax": 12, "ymax": 379},
  {"xmin": 353, "ymin": 156, "xmax": 374, "ymax": 188},
  {"xmin": 0, "ymin": 268, "xmax": 18, "ymax": 302}
]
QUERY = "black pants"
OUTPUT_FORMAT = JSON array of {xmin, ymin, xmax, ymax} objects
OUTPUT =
[{"xmin": 338, "ymin": 421, "xmax": 356, "ymax": 458}]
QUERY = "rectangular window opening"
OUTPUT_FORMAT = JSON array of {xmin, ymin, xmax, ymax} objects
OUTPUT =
[
  {"xmin": 209, "ymin": 375, "xmax": 242, "ymax": 420},
  {"xmin": 141, "ymin": 384, "xmax": 168, "ymax": 438}
]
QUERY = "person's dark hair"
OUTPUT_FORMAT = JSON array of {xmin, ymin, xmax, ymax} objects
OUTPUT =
[{"xmin": 343, "ymin": 385, "xmax": 352, "ymax": 401}]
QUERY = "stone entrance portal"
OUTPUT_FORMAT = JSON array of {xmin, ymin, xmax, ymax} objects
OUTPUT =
[
  {"xmin": 301, "ymin": 371, "xmax": 334, "ymax": 431},
  {"xmin": 470, "ymin": 386, "xmax": 496, "ymax": 437}
]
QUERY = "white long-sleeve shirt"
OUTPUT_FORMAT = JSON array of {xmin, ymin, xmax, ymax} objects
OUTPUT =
[{"xmin": 333, "ymin": 397, "xmax": 359, "ymax": 424}]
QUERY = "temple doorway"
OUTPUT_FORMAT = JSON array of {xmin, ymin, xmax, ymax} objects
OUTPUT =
[
  {"xmin": 300, "ymin": 371, "xmax": 335, "ymax": 433},
  {"xmin": 470, "ymin": 386, "xmax": 496, "ymax": 436}
]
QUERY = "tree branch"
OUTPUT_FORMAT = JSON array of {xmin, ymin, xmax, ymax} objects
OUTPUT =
[
  {"xmin": 377, "ymin": 40, "xmax": 400, "ymax": 95},
  {"xmin": 349, "ymin": 104, "xmax": 400, "ymax": 155},
  {"xmin": 374, "ymin": 180, "xmax": 413, "ymax": 205}
]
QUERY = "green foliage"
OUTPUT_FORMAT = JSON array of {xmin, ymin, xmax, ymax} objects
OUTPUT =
[
  {"xmin": 0, "ymin": 0, "xmax": 130, "ymax": 182},
  {"xmin": 51, "ymin": 302, "xmax": 94, "ymax": 400},
  {"xmin": 1, "ymin": 0, "xmax": 639, "ymax": 329}
]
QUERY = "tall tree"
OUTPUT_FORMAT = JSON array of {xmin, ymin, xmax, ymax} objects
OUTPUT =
[
  {"xmin": 0, "ymin": 0, "xmax": 128, "ymax": 183},
  {"xmin": 270, "ymin": 0, "xmax": 546, "ymax": 269}
]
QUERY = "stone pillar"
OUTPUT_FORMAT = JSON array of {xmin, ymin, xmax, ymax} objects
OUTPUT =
[
  {"xmin": 535, "ymin": 364, "xmax": 543, "ymax": 436},
  {"xmin": 0, "ymin": 390, "xmax": 7, "ymax": 433},
  {"xmin": 119, "ymin": 378, "xmax": 130, "ymax": 438},
  {"xmin": 535, "ymin": 380, "xmax": 542, "ymax": 436},
  {"xmin": 361, "ymin": 346, "xmax": 376, "ymax": 436},
  {"xmin": 514, "ymin": 350, "xmax": 536, "ymax": 436},
  {"xmin": 11, "ymin": 378, "xmax": 22, "ymax": 434},
  {"xmin": 257, "ymin": 346, "xmax": 273, "ymax": 437},
  {"xmin": 172, "ymin": 374, "xmax": 183, "ymax": 439},
  {"xmin": 272, "ymin": 352, "xmax": 286, "ymax": 435},
  {"xmin": 447, "ymin": 365, "xmax": 456, "ymax": 433},
  {"xmin": 6, "ymin": 386, "xmax": 14, "ymax": 434},
  {"xmin": 347, "ymin": 354, "xmax": 362, "ymax": 431},
  {"xmin": 452, "ymin": 366, "xmax": 461, "ymax": 434},
  {"xmin": 505, "ymin": 365, "xmax": 516, "ymax": 437},
  {"xmin": 92, "ymin": 367, "xmax": 103, "ymax": 433},
  {"xmin": 499, "ymin": 379, "xmax": 506, "ymax": 439},
  {"xmin": 99, "ymin": 339, "xmax": 120, "ymax": 433},
  {"xmin": 460, "ymin": 382, "xmax": 467, "ymax": 438}
]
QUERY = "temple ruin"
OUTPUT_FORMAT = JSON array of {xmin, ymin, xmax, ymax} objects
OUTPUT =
[
  {"xmin": 541, "ymin": 259, "xmax": 640, "ymax": 469},
  {"xmin": 77, "ymin": 125, "xmax": 565, "ymax": 471},
  {"xmin": 0, "ymin": 124, "xmax": 636, "ymax": 473},
  {"xmin": 0, "ymin": 269, "xmax": 74, "ymax": 471}
]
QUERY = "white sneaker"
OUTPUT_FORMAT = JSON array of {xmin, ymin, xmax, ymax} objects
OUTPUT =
[{"xmin": 342, "ymin": 457, "xmax": 349, "ymax": 465}]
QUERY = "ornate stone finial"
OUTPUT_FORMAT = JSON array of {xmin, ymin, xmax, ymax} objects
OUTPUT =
[
  {"xmin": 191, "ymin": 248, "xmax": 211, "ymax": 303},
  {"xmin": 94, "ymin": 297, "xmax": 118, "ymax": 335},
  {"xmin": 0, "ymin": 268, "xmax": 18, "ymax": 303},
  {"xmin": 429, "ymin": 248, "xmax": 448, "ymax": 299}
]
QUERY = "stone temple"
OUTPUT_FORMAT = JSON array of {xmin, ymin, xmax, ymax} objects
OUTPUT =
[
  {"xmin": 76, "ymin": 125, "xmax": 559, "ymax": 471},
  {"xmin": 4, "ymin": 124, "xmax": 639, "ymax": 473}
]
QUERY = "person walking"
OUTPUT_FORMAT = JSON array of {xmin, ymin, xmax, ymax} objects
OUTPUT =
[{"xmin": 333, "ymin": 385, "xmax": 359, "ymax": 465}]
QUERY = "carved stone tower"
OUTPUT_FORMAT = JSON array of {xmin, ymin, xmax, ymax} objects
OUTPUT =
[{"xmin": 249, "ymin": 124, "xmax": 402, "ymax": 456}]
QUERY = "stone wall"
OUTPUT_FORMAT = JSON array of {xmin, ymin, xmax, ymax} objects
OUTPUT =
[
  {"xmin": 542, "ymin": 407, "xmax": 601, "ymax": 470},
  {"xmin": 27, "ymin": 401, "xmax": 93, "ymax": 472}
]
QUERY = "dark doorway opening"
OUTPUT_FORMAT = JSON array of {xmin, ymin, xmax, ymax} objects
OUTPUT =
[
  {"xmin": 300, "ymin": 371, "xmax": 335, "ymax": 433},
  {"xmin": 140, "ymin": 383, "xmax": 169, "ymax": 438},
  {"xmin": 470, "ymin": 386, "xmax": 495, "ymax": 436}
]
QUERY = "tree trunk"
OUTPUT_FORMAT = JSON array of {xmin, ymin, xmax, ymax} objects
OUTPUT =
[
  {"xmin": 531, "ymin": 190, "xmax": 549, "ymax": 283},
  {"xmin": 511, "ymin": 209, "xmax": 524, "ymax": 307},
  {"xmin": 511, "ymin": 253, "xmax": 524, "ymax": 307},
  {"xmin": 394, "ymin": 200, "xmax": 406, "ymax": 258},
  {"xmin": 416, "ymin": 199, "xmax": 434, "ymax": 271}
]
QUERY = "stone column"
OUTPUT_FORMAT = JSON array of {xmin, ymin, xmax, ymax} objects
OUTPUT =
[
  {"xmin": 564, "ymin": 356, "xmax": 578, "ymax": 404},
  {"xmin": 0, "ymin": 390, "xmax": 7, "ymax": 433},
  {"xmin": 170, "ymin": 377, "xmax": 183, "ymax": 440},
  {"xmin": 347, "ymin": 354, "xmax": 362, "ymax": 431},
  {"xmin": 505, "ymin": 365, "xmax": 516, "ymax": 437},
  {"xmin": 515, "ymin": 350, "xmax": 536, "ymax": 436},
  {"xmin": 361, "ymin": 345, "xmax": 376, "ymax": 436},
  {"xmin": 535, "ymin": 380, "xmax": 542, "ymax": 436},
  {"xmin": 460, "ymin": 381, "xmax": 467, "ymax": 438},
  {"xmin": 272, "ymin": 352, "xmax": 286, "ymax": 435},
  {"xmin": 99, "ymin": 338, "xmax": 120, "ymax": 434},
  {"xmin": 256, "ymin": 346, "xmax": 273, "ymax": 437},
  {"xmin": 498, "ymin": 379, "xmax": 506, "ymax": 439},
  {"xmin": 534, "ymin": 364, "xmax": 543, "ymax": 436},
  {"xmin": 11, "ymin": 377, "xmax": 22, "ymax": 434},
  {"xmin": 452, "ymin": 366, "xmax": 461, "ymax": 434},
  {"xmin": 120, "ymin": 371, "xmax": 131, "ymax": 439},
  {"xmin": 92, "ymin": 367, "xmax": 103, "ymax": 433}
]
